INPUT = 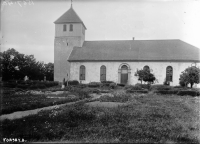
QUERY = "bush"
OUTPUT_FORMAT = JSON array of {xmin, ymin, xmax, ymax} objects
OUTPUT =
[
  {"xmin": 43, "ymin": 81, "xmax": 58, "ymax": 87},
  {"xmin": 154, "ymin": 90, "xmax": 179, "ymax": 95},
  {"xmin": 117, "ymin": 83, "xmax": 125, "ymax": 87},
  {"xmin": 17, "ymin": 84, "xmax": 29, "ymax": 89},
  {"xmin": 99, "ymin": 92, "xmax": 131, "ymax": 102},
  {"xmin": 135, "ymin": 83, "xmax": 150, "ymax": 90},
  {"xmin": 177, "ymin": 90, "xmax": 199, "ymax": 97},
  {"xmin": 126, "ymin": 90, "xmax": 148, "ymax": 93},
  {"xmin": 64, "ymin": 80, "xmax": 79, "ymax": 86},
  {"xmin": 101, "ymin": 81, "xmax": 114, "ymax": 86},
  {"xmin": 101, "ymin": 81, "xmax": 114, "ymax": 84},
  {"xmin": 174, "ymin": 86, "xmax": 183, "ymax": 89},
  {"xmin": 77, "ymin": 84, "xmax": 88, "ymax": 88},
  {"xmin": 75, "ymin": 89, "xmax": 91, "ymax": 99},
  {"xmin": 150, "ymin": 85, "xmax": 172, "ymax": 91},
  {"xmin": 29, "ymin": 85, "xmax": 38, "ymax": 90},
  {"xmin": 3, "ymin": 82, "xmax": 17, "ymax": 88},
  {"xmin": 109, "ymin": 83, "xmax": 117, "ymax": 89},
  {"xmin": 88, "ymin": 82, "xmax": 102, "ymax": 88},
  {"xmin": 36, "ymin": 84, "xmax": 46, "ymax": 89},
  {"xmin": 125, "ymin": 85, "xmax": 143, "ymax": 91}
]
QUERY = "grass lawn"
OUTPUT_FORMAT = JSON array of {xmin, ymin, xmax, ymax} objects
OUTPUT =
[
  {"xmin": 1, "ymin": 93, "xmax": 200, "ymax": 143},
  {"xmin": 0, "ymin": 88, "xmax": 89, "ymax": 115}
]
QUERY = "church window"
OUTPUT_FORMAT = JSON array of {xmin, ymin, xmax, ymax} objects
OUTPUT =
[
  {"xmin": 63, "ymin": 24, "xmax": 67, "ymax": 31},
  {"xmin": 80, "ymin": 65, "xmax": 85, "ymax": 80},
  {"xmin": 70, "ymin": 24, "xmax": 73, "ymax": 31},
  {"xmin": 100, "ymin": 65, "xmax": 106, "ymax": 81},
  {"xmin": 166, "ymin": 66, "xmax": 173, "ymax": 81},
  {"xmin": 143, "ymin": 65, "xmax": 150, "ymax": 71}
]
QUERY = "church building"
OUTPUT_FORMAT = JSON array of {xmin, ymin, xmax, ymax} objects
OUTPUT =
[{"xmin": 54, "ymin": 5, "xmax": 200, "ymax": 86}]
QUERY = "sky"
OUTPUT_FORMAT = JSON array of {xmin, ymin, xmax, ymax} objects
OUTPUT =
[{"xmin": 1, "ymin": 0, "xmax": 200, "ymax": 63}]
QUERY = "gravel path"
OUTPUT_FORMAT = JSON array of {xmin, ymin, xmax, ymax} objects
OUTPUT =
[
  {"xmin": 0, "ymin": 98, "xmax": 90, "ymax": 121},
  {"xmin": 0, "ymin": 93, "xmax": 112, "ymax": 121}
]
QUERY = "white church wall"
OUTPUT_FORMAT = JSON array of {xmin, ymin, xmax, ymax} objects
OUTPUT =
[
  {"xmin": 54, "ymin": 36, "xmax": 82, "ymax": 82},
  {"xmin": 70, "ymin": 61, "xmax": 199, "ymax": 86}
]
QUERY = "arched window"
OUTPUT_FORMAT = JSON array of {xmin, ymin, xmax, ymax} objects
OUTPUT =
[
  {"xmin": 166, "ymin": 66, "xmax": 173, "ymax": 81},
  {"xmin": 70, "ymin": 24, "xmax": 73, "ymax": 31},
  {"xmin": 63, "ymin": 24, "xmax": 66, "ymax": 31},
  {"xmin": 100, "ymin": 65, "xmax": 106, "ymax": 81},
  {"xmin": 80, "ymin": 65, "xmax": 85, "ymax": 80},
  {"xmin": 121, "ymin": 65, "xmax": 128, "ymax": 73},
  {"xmin": 143, "ymin": 65, "xmax": 150, "ymax": 71}
]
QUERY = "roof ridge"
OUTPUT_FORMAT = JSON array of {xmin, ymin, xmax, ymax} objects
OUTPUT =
[{"xmin": 84, "ymin": 39, "xmax": 180, "ymax": 42}]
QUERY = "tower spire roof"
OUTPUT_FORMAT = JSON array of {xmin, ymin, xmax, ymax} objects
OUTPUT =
[{"xmin": 54, "ymin": 6, "xmax": 86, "ymax": 29}]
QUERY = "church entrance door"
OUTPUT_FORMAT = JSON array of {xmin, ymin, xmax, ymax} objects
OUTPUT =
[{"xmin": 121, "ymin": 65, "xmax": 128, "ymax": 84}]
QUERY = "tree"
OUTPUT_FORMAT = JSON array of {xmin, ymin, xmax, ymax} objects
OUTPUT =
[
  {"xmin": 1, "ymin": 48, "xmax": 54, "ymax": 81},
  {"xmin": 44, "ymin": 62, "xmax": 54, "ymax": 81},
  {"xmin": 179, "ymin": 66, "xmax": 200, "ymax": 88},
  {"xmin": 134, "ymin": 68, "xmax": 156, "ymax": 84}
]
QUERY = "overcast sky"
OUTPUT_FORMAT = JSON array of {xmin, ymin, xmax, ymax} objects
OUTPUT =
[{"xmin": 1, "ymin": 0, "xmax": 200, "ymax": 63}]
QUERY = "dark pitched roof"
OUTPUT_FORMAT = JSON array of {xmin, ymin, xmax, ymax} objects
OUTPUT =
[
  {"xmin": 54, "ymin": 6, "xmax": 86, "ymax": 29},
  {"xmin": 68, "ymin": 39, "xmax": 200, "ymax": 62}
]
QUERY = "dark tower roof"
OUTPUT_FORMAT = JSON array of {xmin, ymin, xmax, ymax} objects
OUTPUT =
[{"xmin": 54, "ymin": 6, "xmax": 86, "ymax": 29}]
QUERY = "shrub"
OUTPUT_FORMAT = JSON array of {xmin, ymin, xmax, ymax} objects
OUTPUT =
[
  {"xmin": 174, "ymin": 86, "xmax": 183, "ymax": 89},
  {"xmin": 154, "ymin": 90, "xmax": 179, "ymax": 95},
  {"xmin": 101, "ymin": 81, "xmax": 114, "ymax": 84},
  {"xmin": 88, "ymin": 82, "xmax": 102, "ymax": 88},
  {"xmin": 36, "ymin": 84, "xmax": 46, "ymax": 89},
  {"xmin": 135, "ymin": 83, "xmax": 150, "ymax": 90},
  {"xmin": 65, "ymin": 80, "xmax": 79, "ymax": 86},
  {"xmin": 117, "ymin": 83, "xmax": 125, "ymax": 87},
  {"xmin": 17, "ymin": 84, "xmax": 29, "ymax": 89},
  {"xmin": 91, "ymin": 88, "xmax": 100, "ymax": 94},
  {"xmin": 101, "ymin": 81, "xmax": 114, "ymax": 86},
  {"xmin": 29, "ymin": 85, "xmax": 38, "ymax": 90},
  {"xmin": 177, "ymin": 90, "xmax": 199, "ymax": 97},
  {"xmin": 126, "ymin": 90, "xmax": 148, "ymax": 93},
  {"xmin": 125, "ymin": 85, "xmax": 143, "ymax": 91},
  {"xmin": 3, "ymin": 82, "xmax": 17, "ymax": 88},
  {"xmin": 43, "ymin": 82, "xmax": 55, "ymax": 87},
  {"xmin": 109, "ymin": 83, "xmax": 117, "ymax": 89},
  {"xmin": 150, "ymin": 84, "xmax": 172, "ymax": 91},
  {"xmin": 77, "ymin": 84, "xmax": 88, "ymax": 88},
  {"xmin": 99, "ymin": 91, "xmax": 131, "ymax": 102},
  {"xmin": 75, "ymin": 89, "xmax": 91, "ymax": 99}
]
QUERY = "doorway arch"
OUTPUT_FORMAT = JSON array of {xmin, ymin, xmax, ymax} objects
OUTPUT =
[{"xmin": 118, "ymin": 63, "xmax": 131, "ymax": 84}]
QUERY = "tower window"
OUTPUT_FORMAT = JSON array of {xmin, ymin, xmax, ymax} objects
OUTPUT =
[
  {"xmin": 63, "ymin": 24, "xmax": 67, "ymax": 31},
  {"xmin": 70, "ymin": 24, "xmax": 73, "ymax": 31}
]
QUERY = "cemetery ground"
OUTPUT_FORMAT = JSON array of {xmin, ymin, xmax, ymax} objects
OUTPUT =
[{"xmin": 0, "ymin": 83, "xmax": 200, "ymax": 143}]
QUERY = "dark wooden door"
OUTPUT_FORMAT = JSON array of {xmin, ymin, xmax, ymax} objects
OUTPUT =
[{"xmin": 121, "ymin": 73, "xmax": 128, "ymax": 84}]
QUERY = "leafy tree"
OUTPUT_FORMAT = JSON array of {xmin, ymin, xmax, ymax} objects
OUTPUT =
[
  {"xmin": 135, "ymin": 68, "xmax": 156, "ymax": 84},
  {"xmin": 1, "ymin": 48, "xmax": 54, "ymax": 81},
  {"xmin": 44, "ymin": 62, "xmax": 54, "ymax": 81},
  {"xmin": 179, "ymin": 66, "xmax": 200, "ymax": 88}
]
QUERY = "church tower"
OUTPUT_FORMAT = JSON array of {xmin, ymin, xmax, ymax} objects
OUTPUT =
[{"xmin": 54, "ymin": 5, "xmax": 86, "ymax": 82}]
